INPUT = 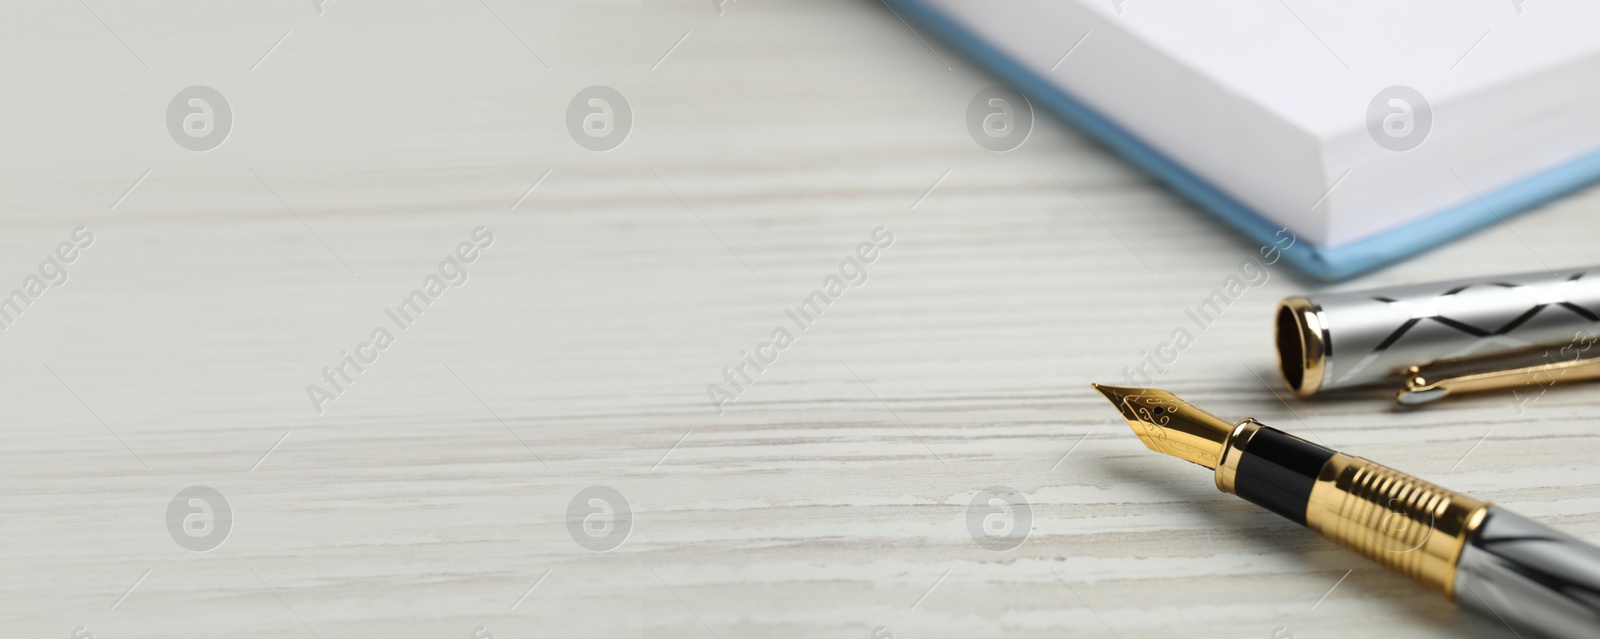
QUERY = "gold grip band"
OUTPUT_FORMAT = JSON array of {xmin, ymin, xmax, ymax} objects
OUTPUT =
[{"xmin": 1305, "ymin": 453, "xmax": 1489, "ymax": 597}]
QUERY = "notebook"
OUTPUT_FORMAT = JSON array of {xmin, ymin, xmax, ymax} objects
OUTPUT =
[{"xmin": 890, "ymin": 0, "xmax": 1600, "ymax": 280}]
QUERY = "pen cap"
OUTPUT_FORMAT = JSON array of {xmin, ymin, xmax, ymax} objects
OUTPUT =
[{"xmin": 1276, "ymin": 266, "xmax": 1600, "ymax": 395}]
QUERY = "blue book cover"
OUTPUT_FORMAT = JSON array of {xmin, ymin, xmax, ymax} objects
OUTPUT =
[{"xmin": 888, "ymin": 0, "xmax": 1600, "ymax": 281}]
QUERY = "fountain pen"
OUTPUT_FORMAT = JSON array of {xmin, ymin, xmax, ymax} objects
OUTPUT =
[{"xmin": 1092, "ymin": 384, "xmax": 1600, "ymax": 638}]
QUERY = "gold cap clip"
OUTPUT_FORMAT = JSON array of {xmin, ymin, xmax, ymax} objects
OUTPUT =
[{"xmin": 1397, "ymin": 341, "xmax": 1600, "ymax": 405}]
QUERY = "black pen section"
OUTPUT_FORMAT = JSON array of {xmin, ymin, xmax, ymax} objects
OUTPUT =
[{"xmin": 1232, "ymin": 427, "xmax": 1336, "ymax": 526}]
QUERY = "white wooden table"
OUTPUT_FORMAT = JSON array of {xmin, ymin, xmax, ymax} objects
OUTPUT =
[{"xmin": 2, "ymin": 1, "xmax": 1595, "ymax": 637}]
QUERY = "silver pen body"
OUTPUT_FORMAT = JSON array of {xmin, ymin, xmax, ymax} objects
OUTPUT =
[{"xmin": 1455, "ymin": 507, "xmax": 1600, "ymax": 638}]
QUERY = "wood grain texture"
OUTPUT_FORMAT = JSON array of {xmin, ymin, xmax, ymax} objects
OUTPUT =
[{"xmin": 1, "ymin": 1, "xmax": 1596, "ymax": 638}]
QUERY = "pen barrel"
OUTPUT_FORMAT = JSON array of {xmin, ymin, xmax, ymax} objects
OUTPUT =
[
  {"xmin": 1455, "ymin": 507, "xmax": 1600, "ymax": 639},
  {"xmin": 1275, "ymin": 266, "xmax": 1600, "ymax": 395}
]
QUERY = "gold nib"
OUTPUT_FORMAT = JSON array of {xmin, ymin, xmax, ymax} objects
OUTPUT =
[{"xmin": 1091, "ymin": 384, "xmax": 1235, "ymax": 469}]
